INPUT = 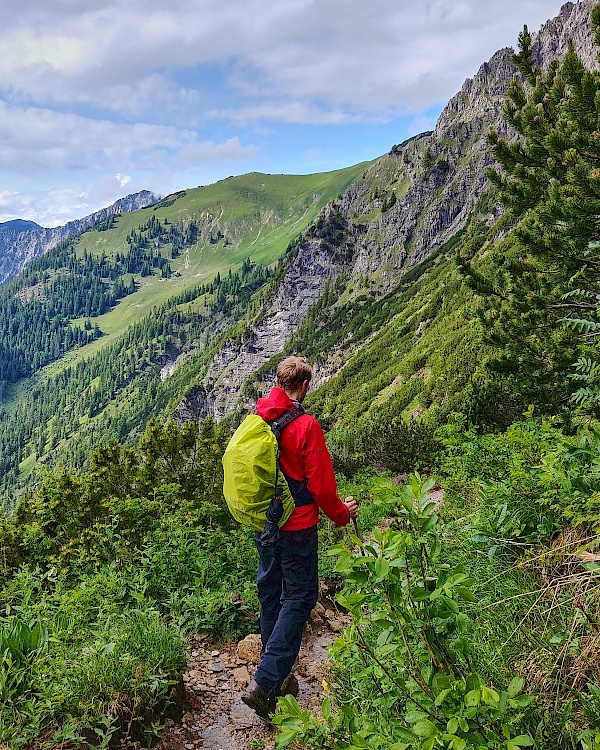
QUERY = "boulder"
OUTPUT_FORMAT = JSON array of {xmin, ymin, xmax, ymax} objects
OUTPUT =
[{"xmin": 237, "ymin": 633, "xmax": 262, "ymax": 664}]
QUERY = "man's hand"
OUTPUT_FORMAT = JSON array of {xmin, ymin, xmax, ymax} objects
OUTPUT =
[{"xmin": 344, "ymin": 496, "xmax": 358, "ymax": 519}]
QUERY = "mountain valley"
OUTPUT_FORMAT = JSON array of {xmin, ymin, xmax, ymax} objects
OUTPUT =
[{"xmin": 3, "ymin": 2, "xmax": 600, "ymax": 749}]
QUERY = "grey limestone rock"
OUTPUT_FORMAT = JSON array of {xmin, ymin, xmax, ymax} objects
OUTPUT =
[{"xmin": 171, "ymin": 2, "xmax": 597, "ymax": 422}]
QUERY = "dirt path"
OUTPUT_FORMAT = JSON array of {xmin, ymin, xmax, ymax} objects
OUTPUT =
[
  {"xmin": 157, "ymin": 488, "xmax": 445, "ymax": 749},
  {"xmin": 158, "ymin": 599, "xmax": 348, "ymax": 750}
]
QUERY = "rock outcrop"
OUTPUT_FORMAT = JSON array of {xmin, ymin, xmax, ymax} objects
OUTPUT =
[{"xmin": 169, "ymin": 1, "xmax": 596, "ymax": 421}]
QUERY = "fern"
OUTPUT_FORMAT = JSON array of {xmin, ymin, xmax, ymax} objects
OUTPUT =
[
  {"xmin": 561, "ymin": 289, "xmax": 595, "ymax": 301},
  {"xmin": 570, "ymin": 387, "xmax": 599, "ymax": 406},
  {"xmin": 572, "ymin": 356, "xmax": 599, "ymax": 378},
  {"xmin": 560, "ymin": 318, "xmax": 600, "ymax": 334}
]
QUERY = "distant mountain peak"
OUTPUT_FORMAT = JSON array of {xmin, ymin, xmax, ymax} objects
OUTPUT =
[
  {"xmin": 0, "ymin": 219, "xmax": 42, "ymax": 232},
  {"xmin": 0, "ymin": 190, "xmax": 159, "ymax": 285}
]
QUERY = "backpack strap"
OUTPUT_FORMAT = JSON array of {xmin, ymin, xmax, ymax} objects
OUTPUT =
[
  {"xmin": 259, "ymin": 406, "xmax": 306, "ymax": 545},
  {"xmin": 267, "ymin": 405, "xmax": 305, "ymax": 500},
  {"xmin": 267, "ymin": 405, "xmax": 305, "ymax": 444}
]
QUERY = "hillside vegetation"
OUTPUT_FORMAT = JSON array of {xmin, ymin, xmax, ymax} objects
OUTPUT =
[
  {"xmin": 0, "ymin": 166, "xmax": 366, "ymax": 506},
  {"xmin": 69, "ymin": 169, "xmax": 367, "ymax": 358},
  {"xmin": 3, "ymin": 3, "xmax": 600, "ymax": 750}
]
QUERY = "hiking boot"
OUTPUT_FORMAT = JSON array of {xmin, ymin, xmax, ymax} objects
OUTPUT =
[{"xmin": 241, "ymin": 679, "xmax": 276, "ymax": 718}]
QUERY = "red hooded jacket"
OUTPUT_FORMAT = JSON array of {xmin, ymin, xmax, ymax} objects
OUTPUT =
[{"xmin": 255, "ymin": 387, "xmax": 350, "ymax": 531}]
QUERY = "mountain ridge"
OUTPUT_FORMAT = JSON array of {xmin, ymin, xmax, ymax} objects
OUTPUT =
[
  {"xmin": 0, "ymin": 190, "xmax": 159, "ymax": 285},
  {"xmin": 170, "ymin": 0, "xmax": 595, "ymax": 423},
  {"xmin": 0, "ymin": 219, "xmax": 41, "ymax": 232}
]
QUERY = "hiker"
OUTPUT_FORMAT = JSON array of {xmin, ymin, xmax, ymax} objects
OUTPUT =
[{"xmin": 242, "ymin": 355, "xmax": 358, "ymax": 718}]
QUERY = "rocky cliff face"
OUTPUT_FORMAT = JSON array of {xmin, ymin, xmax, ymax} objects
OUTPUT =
[
  {"xmin": 340, "ymin": 1, "xmax": 596, "ymax": 279},
  {"xmin": 533, "ymin": 0, "xmax": 596, "ymax": 69},
  {"xmin": 171, "ymin": 1, "xmax": 596, "ymax": 422},
  {"xmin": 0, "ymin": 191, "xmax": 158, "ymax": 285}
]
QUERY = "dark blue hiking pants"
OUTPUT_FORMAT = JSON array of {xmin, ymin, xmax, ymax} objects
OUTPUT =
[{"xmin": 253, "ymin": 524, "xmax": 319, "ymax": 697}]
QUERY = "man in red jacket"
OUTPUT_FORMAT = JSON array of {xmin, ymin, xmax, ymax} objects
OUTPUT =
[{"xmin": 242, "ymin": 356, "xmax": 358, "ymax": 718}]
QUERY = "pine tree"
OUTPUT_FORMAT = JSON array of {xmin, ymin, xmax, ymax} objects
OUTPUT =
[{"xmin": 461, "ymin": 6, "xmax": 600, "ymax": 410}]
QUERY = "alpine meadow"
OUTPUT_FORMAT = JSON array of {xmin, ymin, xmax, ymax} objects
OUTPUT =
[{"xmin": 4, "ymin": 2, "xmax": 600, "ymax": 749}]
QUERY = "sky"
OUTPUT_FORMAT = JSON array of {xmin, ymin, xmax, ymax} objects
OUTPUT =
[{"xmin": 0, "ymin": 0, "xmax": 569, "ymax": 228}]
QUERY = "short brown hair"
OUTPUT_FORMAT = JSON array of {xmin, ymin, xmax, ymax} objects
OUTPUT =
[{"xmin": 276, "ymin": 356, "xmax": 312, "ymax": 392}]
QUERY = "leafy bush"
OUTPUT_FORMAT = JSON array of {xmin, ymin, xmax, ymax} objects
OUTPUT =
[
  {"xmin": 274, "ymin": 474, "xmax": 534, "ymax": 749},
  {"xmin": 10, "ymin": 418, "xmax": 230, "ymax": 578},
  {"xmin": 0, "ymin": 516, "xmax": 23, "ymax": 580},
  {"xmin": 0, "ymin": 418, "xmax": 246, "ymax": 746},
  {"xmin": 328, "ymin": 414, "xmax": 441, "ymax": 477},
  {"xmin": 0, "ymin": 577, "xmax": 185, "ymax": 748},
  {"xmin": 438, "ymin": 414, "xmax": 600, "ymax": 544}
]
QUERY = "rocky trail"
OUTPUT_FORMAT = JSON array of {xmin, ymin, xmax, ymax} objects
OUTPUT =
[
  {"xmin": 157, "ymin": 488, "xmax": 444, "ymax": 750},
  {"xmin": 157, "ymin": 588, "xmax": 349, "ymax": 750}
]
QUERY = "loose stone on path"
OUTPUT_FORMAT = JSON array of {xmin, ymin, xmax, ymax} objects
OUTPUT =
[{"xmin": 157, "ymin": 605, "xmax": 351, "ymax": 750}]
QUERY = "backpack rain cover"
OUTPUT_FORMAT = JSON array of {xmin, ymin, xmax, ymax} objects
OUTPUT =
[{"xmin": 222, "ymin": 414, "xmax": 296, "ymax": 531}]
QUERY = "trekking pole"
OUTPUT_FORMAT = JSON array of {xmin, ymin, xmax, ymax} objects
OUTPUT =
[
  {"xmin": 351, "ymin": 506, "xmax": 366, "ymax": 557},
  {"xmin": 354, "ymin": 521, "xmax": 366, "ymax": 556}
]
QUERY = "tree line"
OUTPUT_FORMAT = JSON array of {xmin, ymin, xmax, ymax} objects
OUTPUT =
[{"xmin": 0, "ymin": 258, "xmax": 274, "ymax": 509}]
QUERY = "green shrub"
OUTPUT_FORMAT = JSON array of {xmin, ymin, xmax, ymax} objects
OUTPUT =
[
  {"xmin": 273, "ymin": 474, "xmax": 535, "ymax": 749},
  {"xmin": 438, "ymin": 414, "xmax": 600, "ymax": 543},
  {"xmin": 0, "ymin": 516, "xmax": 23, "ymax": 579},
  {"xmin": 0, "ymin": 567, "xmax": 185, "ymax": 748},
  {"xmin": 328, "ymin": 414, "xmax": 441, "ymax": 477}
]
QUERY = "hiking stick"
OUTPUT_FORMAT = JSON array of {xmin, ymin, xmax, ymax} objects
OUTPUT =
[{"xmin": 352, "ymin": 516, "xmax": 366, "ymax": 556}]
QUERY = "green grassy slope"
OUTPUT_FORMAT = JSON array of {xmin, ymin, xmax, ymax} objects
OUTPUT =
[
  {"xmin": 0, "ymin": 166, "xmax": 369, "ymax": 504},
  {"xmin": 66, "ymin": 168, "xmax": 367, "ymax": 361},
  {"xmin": 17, "ymin": 166, "xmax": 364, "ymax": 382},
  {"xmin": 305, "ymin": 250, "xmax": 482, "ymax": 426}
]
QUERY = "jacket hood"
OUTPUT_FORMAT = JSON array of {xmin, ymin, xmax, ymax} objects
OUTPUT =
[{"xmin": 255, "ymin": 387, "xmax": 295, "ymax": 421}]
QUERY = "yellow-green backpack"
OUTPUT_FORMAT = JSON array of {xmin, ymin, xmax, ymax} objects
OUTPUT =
[{"xmin": 222, "ymin": 408, "xmax": 304, "ymax": 538}]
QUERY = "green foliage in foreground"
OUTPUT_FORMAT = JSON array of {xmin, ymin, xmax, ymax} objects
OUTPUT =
[
  {"xmin": 5, "ymin": 411, "xmax": 600, "ymax": 749},
  {"xmin": 0, "ymin": 412, "xmax": 384, "ymax": 748},
  {"xmin": 439, "ymin": 413, "xmax": 600, "ymax": 543},
  {"xmin": 0, "ymin": 419, "xmax": 261, "ymax": 747},
  {"xmin": 275, "ymin": 422, "xmax": 600, "ymax": 750},
  {"xmin": 274, "ymin": 475, "xmax": 536, "ymax": 750}
]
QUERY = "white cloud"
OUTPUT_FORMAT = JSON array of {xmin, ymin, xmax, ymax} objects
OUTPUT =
[
  {"xmin": 0, "ymin": 102, "xmax": 259, "ymax": 225},
  {"xmin": 406, "ymin": 113, "xmax": 438, "ymax": 136},
  {"xmin": 0, "ymin": 184, "xmax": 99, "ymax": 227},
  {"xmin": 0, "ymin": 1, "xmax": 566, "ymax": 121},
  {"xmin": 173, "ymin": 137, "xmax": 258, "ymax": 166},
  {"xmin": 0, "ymin": 100, "xmax": 256, "ymax": 174},
  {"xmin": 208, "ymin": 102, "xmax": 365, "ymax": 126},
  {"xmin": 0, "ymin": 101, "xmax": 190, "ymax": 172},
  {"xmin": 218, "ymin": 0, "xmax": 565, "ymax": 114},
  {"xmin": 304, "ymin": 148, "xmax": 323, "ymax": 161},
  {"xmin": 0, "ymin": 172, "xmax": 159, "ymax": 227}
]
